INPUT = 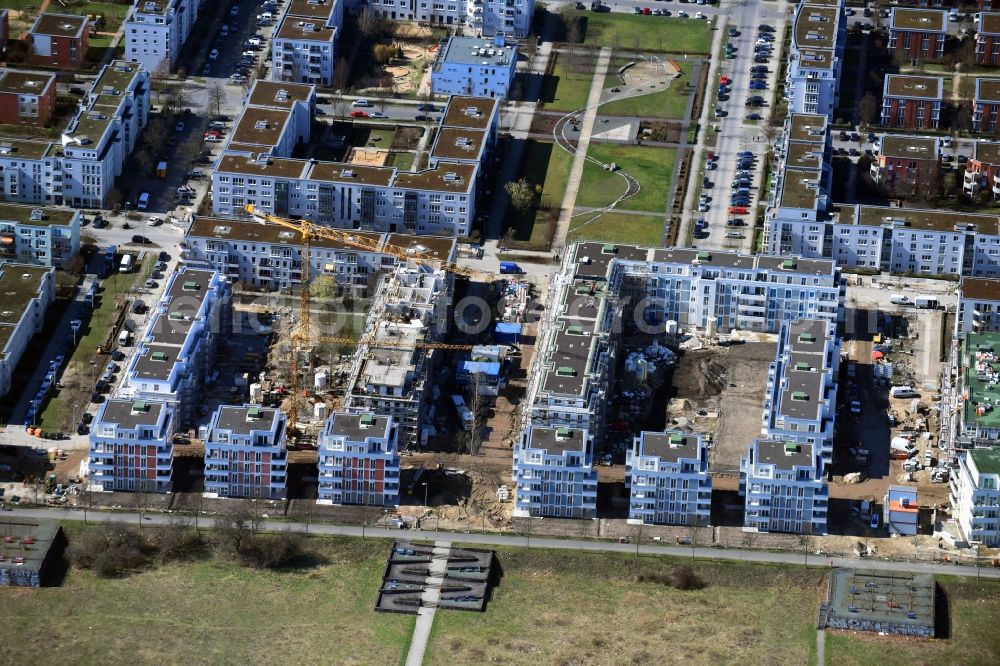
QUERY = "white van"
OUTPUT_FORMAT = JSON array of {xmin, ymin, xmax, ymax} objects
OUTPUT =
[
  {"xmin": 118, "ymin": 330, "xmax": 130, "ymax": 346},
  {"xmin": 890, "ymin": 386, "xmax": 919, "ymax": 399},
  {"xmin": 889, "ymin": 294, "xmax": 910, "ymax": 305},
  {"xmin": 119, "ymin": 254, "xmax": 133, "ymax": 273}
]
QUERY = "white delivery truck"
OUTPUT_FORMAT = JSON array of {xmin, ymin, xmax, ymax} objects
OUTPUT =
[
  {"xmin": 119, "ymin": 254, "xmax": 133, "ymax": 273},
  {"xmin": 118, "ymin": 330, "xmax": 130, "ymax": 346},
  {"xmin": 914, "ymin": 295, "xmax": 939, "ymax": 309}
]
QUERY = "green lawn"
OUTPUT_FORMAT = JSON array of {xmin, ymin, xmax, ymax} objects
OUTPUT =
[
  {"xmin": 573, "ymin": 11, "xmax": 713, "ymax": 54},
  {"xmin": 568, "ymin": 211, "xmax": 664, "ymax": 246},
  {"xmin": 601, "ymin": 64, "xmax": 694, "ymax": 119},
  {"xmin": 57, "ymin": 1, "xmax": 129, "ymax": 34},
  {"xmin": 390, "ymin": 151, "xmax": 415, "ymax": 171},
  {"xmin": 577, "ymin": 144, "xmax": 675, "ymax": 213},
  {"xmin": 506, "ymin": 140, "xmax": 573, "ymax": 248},
  {"xmin": 0, "ymin": 532, "xmax": 414, "ymax": 665},
  {"xmin": 37, "ymin": 258, "xmax": 150, "ymax": 431},
  {"xmin": 541, "ymin": 51, "xmax": 598, "ymax": 112},
  {"xmin": 354, "ymin": 126, "xmax": 396, "ymax": 148},
  {"xmin": 826, "ymin": 576, "xmax": 1000, "ymax": 666},
  {"xmin": 427, "ymin": 549, "xmax": 820, "ymax": 665}
]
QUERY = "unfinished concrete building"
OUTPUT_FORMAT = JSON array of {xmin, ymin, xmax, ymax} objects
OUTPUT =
[{"xmin": 343, "ymin": 263, "xmax": 453, "ymax": 449}]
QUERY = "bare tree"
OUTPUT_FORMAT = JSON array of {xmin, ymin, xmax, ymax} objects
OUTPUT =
[
  {"xmin": 359, "ymin": 7, "xmax": 386, "ymax": 40},
  {"xmin": 207, "ymin": 83, "xmax": 225, "ymax": 119},
  {"xmin": 217, "ymin": 499, "xmax": 265, "ymax": 555},
  {"xmin": 857, "ymin": 92, "xmax": 879, "ymax": 127},
  {"xmin": 333, "ymin": 58, "xmax": 351, "ymax": 93}
]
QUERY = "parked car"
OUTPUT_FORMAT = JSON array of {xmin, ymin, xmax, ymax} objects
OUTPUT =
[
  {"xmin": 350, "ymin": 110, "xmax": 369, "ymax": 118},
  {"xmin": 132, "ymin": 234, "xmax": 150, "ymax": 244},
  {"xmin": 746, "ymin": 112, "xmax": 763, "ymax": 120},
  {"xmin": 352, "ymin": 98, "xmax": 371, "ymax": 107},
  {"xmin": 208, "ymin": 48, "xmax": 219, "ymax": 60}
]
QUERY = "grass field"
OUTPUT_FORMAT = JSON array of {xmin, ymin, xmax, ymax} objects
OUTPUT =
[
  {"xmin": 577, "ymin": 144, "xmax": 675, "ymax": 213},
  {"xmin": 572, "ymin": 11, "xmax": 713, "ymax": 54},
  {"xmin": 390, "ymin": 151, "xmax": 415, "ymax": 171},
  {"xmin": 601, "ymin": 65, "xmax": 694, "ymax": 119},
  {"xmin": 507, "ymin": 140, "xmax": 573, "ymax": 247},
  {"xmin": 826, "ymin": 576, "xmax": 1000, "ymax": 666},
  {"xmin": 0, "ymin": 533, "xmax": 414, "ymax": 665},
  {"xmin": 540, "ymin": 52, "xmax": 597, "ymax": 112},
  {"xmin": 427, "ymin": 549, "xmax": 821, "ymax": 665},
  {"xmin": 568, "ymin": 211, "xmax": 664, "ymax": 246}
]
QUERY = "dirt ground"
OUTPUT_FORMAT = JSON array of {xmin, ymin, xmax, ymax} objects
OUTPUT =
[
  {"xmin": 665, "ymin": 341, "xmax": 776, "ymax": 471},
  {"xmin": 348, "ymin": 147, "xmax": 390, "ymax": 166}
]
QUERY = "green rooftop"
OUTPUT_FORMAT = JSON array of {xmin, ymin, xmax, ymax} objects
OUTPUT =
[
  {"xmin": 0, "ymin": 203, "xmax": 75, "ymax": 227},
  {"xmin": 970, "ymin": 448, "xmax": 1000, "ymax": 476},
  {"xmin": 962, "ymin": 332, "xmax": 1000, "ymax": 430}
]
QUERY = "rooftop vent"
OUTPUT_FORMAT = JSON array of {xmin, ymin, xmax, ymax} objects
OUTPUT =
[
  {"xmin": 169, "ymin": 311, "xmax": 183, "ymax": 320},
  {"xmin": 567, "ymin": 325, "xmax": 585, "ymax": 335},
  {"xmin": 799, "ymin": 332, "xmax": 816, "ymax": 343},
  {"xmin": 255, "ymin": 120, "xmax": 269, "ymax": 130},
  {"xmin": 555, "ymin": 427, "xmax": 572, "ymax": 441},
  {"xmin": 247, "ymin": 406, "xmax": 263, "ymax": 420},
  {"xmin": 275, "ymin": 89, "xmax": 290, "ymax": 102},
  {"xmin": 556, "ymin": 366, "xmax": 576, "ymax": 377},
  {"xmin": 151, "ymin": 351, "xmax": 168, "ymax": 362},
  {"xmin": 212, "ymin": 225, "xmax": 231, "ymax": 235},
  {"xmin": 784, "ymin": 442, "xmax": 800, "ymax": 455},
  {"xmin": 464, "ymin": 106, "xmax": 482, "ymax": 117},
  {"xmin": 360, "ymin": 413, "xmax": 376, "ymax": 427},
  {"xmin": 443, "ymin": 171, "xmax": 459, "ymax": 182},
  {"xmin": 791, "ymin": 390, "xmax": 808, "ymax": 401},
  {"xmin": 697, "ymin": 250, "xmax": 711, "ymax": 261},
  {"xmin": 602, "ymin": 243, "xmax": 617, "ymax": 254},
  {"xmin": 782, "ymin": 259, "xmax": 797, "ymax": 269},
  {"xmin": 795, "ymin": 361, "xmax": 812, "ymax": 371},
  {"xmin": 29, "ymin": 209, "xmax": 44, "ymax": 221},
  {"xmin": 340, "ymin": 168, "xmax": 356, "ymax": 178},
  {"xmin": 131, "ymin": 400, "xmax": 148, "ymax": 413},
  {"xmin": 669, "ymin": 432, "xmax": 684, "ymax": 446}
]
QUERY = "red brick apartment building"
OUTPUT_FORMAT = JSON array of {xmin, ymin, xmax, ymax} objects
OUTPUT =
[
  {"xmin": 27, "ymin": 13, "xmax": 88, "ymax": 69},
  {"xmin": 0, "ymin": 71, "xmax": 56, "ymax": 126},
  {"xmin": 870, "ymin": 134, "xmax": 940, "ymax": 189},
  {"xmin": 973, "ymin": 77, "xmax": 1000, "ymax": 131},
  {"xmin": 977, "ymin": 12, "xmax": 1000, "ymax": 64},
  {"xmin": 881, "ymin": 74, "xmax": 943, "ymax": 128},
  {"xmin": 888, "ymin": 8, "xmax": 947, "ymax": 61},
  {"xmin": 964, "ymin": 141, "xmax": 1000, "ymax": 199}
]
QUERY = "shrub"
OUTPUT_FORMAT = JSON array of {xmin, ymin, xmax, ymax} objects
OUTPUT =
[
  {"xmin": 671, "ymin": 565, "xmax": 705, "ymax": 591},
  {"xmin": 152, "ymin": 523, "xmax": 208, "ymax": 563},
  {"xmin": 238, "ymin": 532, "xmax": 308, "ymax": 570},
  {"xmin": 68, "ymin": 524, "xmax": 156, "ymax": 577}
]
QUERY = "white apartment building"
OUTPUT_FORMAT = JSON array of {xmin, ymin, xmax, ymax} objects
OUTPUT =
[
  {"xmin": 0, "ymin": 204, "xmax": 80, "ymax": 268},
  {"xmin": 626, "ymin": 431, "xmax": 711, "ymax": 527},
  {"xmin": 957, "ymin": 278, "xmax": 1000, "ymax": 336},
  {"xmin": 740, "ymin": 439, "xmax": 828, "ymax": 535},
  {"xmin": 203, "ymin": 405, "xmax": 288, "ymax": 499},
  {"xmin": 761, "ymin": 319, "xmax": 840, "ymax": 465},
  {"xmin": 766, "ymin": 113, "xmax": 832, "ymax": 224},
  {"xmin": 183, "ymin": 214, "xmax": 456, "ymax": 293},
  {"xmin": 513, "ymin": 425, "xmax": 597, "ymax": 518},
  {"xmin": 120, "ymin": 268, "xmax": 232, "ymax": 426},
  {"xmin": 271, "ymin": 0, "xmax": 344, "ymax": 86},
  {"xmin": 956, "ymin": 332, "xmax": 1000, "ymax": 448},
  {"xmin": 317, "ymin": 411, "xmax": 401, "ymax": 506},
  {"xmin": 0, "ymin": 138, "xmax": 63, "ymax": 205},
  {"xmin": 765, "ymin": 204, "xmax": 1000, "ymax": 279},
  {"xmin": 212, "ymin": 94, "xmax": 498, "ymax": 238},
  {"xmin": 343, "ymin": 263, "xmax": 453, "ymax": 448},
  {"xmin": 431, "ymin": 35, "xmax": 517, "ymax": 98},
  {"xmin": 87, "ymin": 399, "xmax": 175, "ymax": 493},
  {"xmin": 0, "ymin": 263, "xmax": 54, "ymax": 398},
  {"xmin": 951, "ymin": 447, "xmax": 1000, "ymax": 546},
  {"xmin": 785, "ymin": 0, "xmax": 846, "ymax": 116},
  {"xmin": 125, "ymin": 0, "xmax": 206, "ymax": 72},
  {"xmin": 369, "ymin": 0, "xmax": 534, "ymax": 38}
]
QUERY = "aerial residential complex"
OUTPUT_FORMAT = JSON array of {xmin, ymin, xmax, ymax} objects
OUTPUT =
[
  {"xmin": 740, "ymin": 439, "xmax": 828, "ymax": 534},
  {"xmin": 887, "ymin": 8, "xmax": 947, "ymax": 61},
  {"xmin": 626, "ymin": 431, "xmax": 711, "ymax": 527},
  {"xmin": 0, "ymin": 71, "xmax": 56, "ymax": 127},
  {"xmin": 271, "ymin": 0, "xmax": 344, "ymax": 86},
  {"xmin": 951, "ymin": 447, "xmax": 1000, "ymax": 546},
  {"xmin": 203, "ymin": 404, "xmax": 289, "ymax": 499},
  {"xmin": 0, "ymin": 204, "xmax": 80, "ymax": 268},
  {"xmin": 125, "ymin": 0, "xmax": 207, "ymax": 72},
  {"xmin": 317, "ymin": 412, "xmax": 401, "ymax": 507},
  {"xmin": 27, "ymin": 13, "xmax": 88, "ymax": 69},
  {"xmin": 367, "ymin": 0, "xmax": 534, "ymax": 38},
  {"xmin": 0, "ymin": 263, "xmax": 54, "ymax": 398},
  {"xmin": 431, "ymin": 35, "xmax": 518, "ymax": 98},
  {"xmin": 880, "ymin": 74, "xmax": 943, "ymax": 129},
  {"xmin": 785, "ymin": 0, "xmax": 846, "ymax": 116},
  {"xmin": 513, "ymin": 425, "xmax": 597, "ymax": 519},
  {"xmin": 87, "ymin": 399, "xmax": 175, "ymax": 493}
]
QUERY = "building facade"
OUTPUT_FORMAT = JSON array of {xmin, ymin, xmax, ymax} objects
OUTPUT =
[
  {"xmin": 957, "ymin": 278, "xmax": 1000, "ymax": 335},
  {"xmin": 956, "ymin": 332, "xmax": 1000, "ymax": 447},
  {"xmin": 869, "ymin": 134, "xmax": 940, "ymax": 189},
  {"xmin": 271, "ymin": 0, "xmax": 343, "ymax": 86},
  {"xmin": 973, "ymin": 77, "xmax": 1000, "ymax": 132},
  {"xmin": 740, "ymin": 439, "xmax": 828, "ymax": 534},
  {"xmin": 951, "ymin": 447, "xmax": 1000, "ymax": 546},
  {"xmin": 0, "ymin": 204, "xmax": 80, "ymax": 268},
  {"xmin": 431, "ymin": 35, "xmax": 517, "ymax": 98},
  {"xmin": 317, "ymin": 411, "xmax": 400, "ymax": 506},
  {"xmin": 880, "ymin": 74, "xmax": 943, "ymax": 128},
  {"xmin": 125, "ymin": 0, "xmax": 206, "ymax": 72},
  {"xmin": 0, "ymin": 71, "xmax": 56, "ymax": 127},
  {"xmin": 28, "ymin": 13, "xmax": 88, "ymax": 69},
  {"xmin": 203, "ymin": 405, "xmax": 288, "ymax": 499},
  {"xmin": 976, "ymin": 12, "xmax": 1000, "ymax": 65},
  {"xmin": 87, "ymin": 399, "xmax": 175, "ymax": 493},
  {"xmin": 785, "ymin": 0, "xmax": 846, "ymax": 116},
  {"xmin": 626, "ymin": 431, "xmax": 711, "ymax": 526},
  {"xmin": 884, "ymin": 485, "xmax": 919, "ymax": 536},
  {"xmin": 887, "ymin": 8, "xmax": 947, "ymax": 61},
  {"xmin": 367, "ymin": 0, "xmax": 534, "ymax": 38},
  {"xmin": 0, "ymin": 263, "xmax": 54, "ymax": 398},
  {"xmin": 513, "ymin": 425, "xmax": 597, "ymax": 518},
  {"xmin": 963, "ymin": 140, "xmax": 1000, "ymax": 198}
]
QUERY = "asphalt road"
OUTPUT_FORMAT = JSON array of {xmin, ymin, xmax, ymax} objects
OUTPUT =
[{"xmin": 9, "ymin": 506, "xmax": 999, "ymax": 580}]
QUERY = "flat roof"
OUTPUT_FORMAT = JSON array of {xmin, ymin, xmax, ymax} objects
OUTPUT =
[
  {"xmin": 637, "ymin": 431, "xmax": 703, "ymax": 463},
  {"xmin": 247, "ymin": 80, "xmax": 315, "ymax": 110},
  {"xmin": 187, "ymin": 215, "xmax": 382, "ymax": 251},
  {"xmin": 541, "ymin": 326, "xmax": 597, "ymax": 396},
  {"xmin": 0, "ymin": 518, "xmax": 60, "ymax": 573},
  {"xmin": 890, "ymin": 7, "xmax": 947, "ymax": 32},
  {"xmin": 970, "ymin": 448, "xmax": 1000, "ymax": 475},
  {"xmin": 212, "ymin": 404, "xmax": 282, "ymax": 436},
  {"xmin": 440, "ymin": 96, "xmax": 499, "ymax": 130},
  {"xmin": 856, "ymin": 205, "xmax": 1000, "ymax": 235},
  {"xmin": 287, "ymin": 0, "xmax": 339, "ymax": 19},
  {"xmin": 976, "ymin": 77, "xmax": 1000, "ymax": 103},
  {"xmin": 785, "ymin": 141, "xmax": 825, "ymax": 171},
  {"xmin": 394, "ymin": 162, "xmax": 476, "ymax": 194},
  {"xmin": 97, "ymin": 398, "xmax": 167, "ymax": 430},
  {"xmin": 0, "ymin": 70, "xmax": 54, "ymax": 96},
  {"xmin": 754, "ymin": 439, "xmax": 814, "ymax": 469},
  {"xmin": 31, "ymin": 13, "xmax": 86, "ymax": 37},
  {"xmin": 324, "ymin": 412, "xmax": 392, "ymax": 441},
  {"xmin": 308, "ymin": 161, "xmax": 395, "ymax": 187},
  {"xmin": 980, "ymin": 11, "xmax": 1000, "ymax": 34},
  {"xmin": 571, "ymin": 241, "xmax": 650, "ymax": 279},
  {"xmin": 884, "ymin": 74, "xmax": 943, "ymax": 100},
  {"xmin": 526, "ymin": 426, "xmax": 589, "ymax": 455},
  {"xmin": 386, "ymin": 234, "xmax": 456, "ymax": 262},
  {"xmin": 216, "ymin": 153, "xmax": 309, "ymax": 179},
  {"xmin": 787, "ymin": 318, "xmax": 831, "ymax": 355},
  {"xmin": 878, "ymin": 134, "xmax": 938, "ymax": 160},
  {"xmin": 438, "ymin": 36, "xmax": 517, "ymax": 67},
  {"xmin": 824, "ymin": 569, "xmax": 935, "ymax": 636},
  {"xmin": 430, "ymin": 127, "xmax": 488, "ymax": 162},
  {"xmin": 129, "ymin": 0, "xmax": 176, "ymax": 16},
  {"xmin": 0, "ymin": 263, "xmax": 50, "ymax": 328},
  {"xmin": 793, "ymin": 4, "xmax": 840, "ymax": 51},
  {"xmin": 276, "ymin": 16, "xmax": 336, "ymax": 42},
  {"xmin": 796, "ymin": 48, "xmax": 834, "ymax": 69},
  {"xmin": 963, "ymin": 332, "xmax": 1000, "ymax": 430},
  {"xmin": 230, "ymin": 107, "xmax": 292, "ymax": 148},
  {"xmin": 972, "ymin": 140, "xmax": 1000, "ymax": 165},
  {"xmin": 778, "ymin": 166, "xmax": 824, "ymax": 210},
  {"xmin": 960, "ymin": 277, "xmax": 1000, "ymax": 302},
  {"xmin": 93, "ymin": 61, "xmax": 143, "ymax": 96},
  {"xmin": 787, "ymin": 113, "xmax": 828, "ymax": 142},
  {"xmin": 0, "ymin": 137, "xmax": 58, "ymax": 160},
  {"xmin": 0, "ymin": 203, "xmax": 75, "ymax": 227},
  {"xmin": 131, "ymin": 344, "xmax": 180, "ymax": 381}
]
